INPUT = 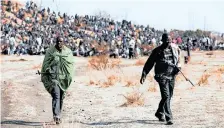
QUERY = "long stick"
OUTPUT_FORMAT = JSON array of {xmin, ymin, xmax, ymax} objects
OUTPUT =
[
  {"xmin": 35, "ymin": 70, "xmax": 63, "ymax": 75},
  {"xmin": 178, "ymin": 68, "xmax": 195, "ymax": 86}
]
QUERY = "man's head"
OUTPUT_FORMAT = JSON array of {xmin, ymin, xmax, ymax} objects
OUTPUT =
[
  {"xmin": 161, "ymin": 33, "xmax": 172, "ymax": 48},
  {"xmin": 56, "ymin": 36, "xmax": 64, "ymax": 50}
]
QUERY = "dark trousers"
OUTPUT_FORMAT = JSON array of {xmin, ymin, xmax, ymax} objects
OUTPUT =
[
  {"xmin": 155, "ymin": 78, "xmax": 175, "ymax": 121},
  {"xmin": 129, "ymin": 48, "xmax": 134, "ymax": 59},
  {"xmin": 51, "ymin": 84, "xmax": 64, "ymax": 118}
]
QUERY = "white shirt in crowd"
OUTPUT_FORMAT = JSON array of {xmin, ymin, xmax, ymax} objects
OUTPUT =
[
  {"xmin": 36, "ymin": 37, "xmax": 42, "ymax": 46},
  {"xmin": 129, "ymin": 39, "xmax": 135, "ymax": 49},
  {"xmin": 9, "ymin": 37, "xmax": 16, "ymax": 46}
]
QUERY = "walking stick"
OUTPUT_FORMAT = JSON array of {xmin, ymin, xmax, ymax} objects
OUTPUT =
[
  {"xmin": 165, "ymin": 62, "xmax": 195, "ymax": 87},
  {"xmin": 177, "ymin": 67, "xmax": 195, "ymax": 86},
  {"xmin": 36, "ymin": 70, "xmax": 52, "ymax": 75},
  {"xmin": 35, "ymin": 70, "xmax": 63, "ymax": 75}
]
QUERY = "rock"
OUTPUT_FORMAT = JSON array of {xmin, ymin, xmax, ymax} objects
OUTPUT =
[
  {"xmin": 43, "ymin": 110, "xmax": 45, "ymax": 112},
  {"xmin": 82, "ymin": 109, "xmax": 84, "ymax": 111}
]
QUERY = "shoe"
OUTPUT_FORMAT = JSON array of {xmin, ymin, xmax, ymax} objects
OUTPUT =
[
  {"xmin": 155, "ymin": 113, "xmax": 165, "ymax": 122},
  {"xmin": 166, "ymin": 120, "xmax": 173, "ymax": 125},
  {"xmin": 54, "ymin": 117, "xmax": 61, "ymax": 125}
]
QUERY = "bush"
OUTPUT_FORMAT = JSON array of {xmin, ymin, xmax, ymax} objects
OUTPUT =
[
  {"xmin": 88, "ymin": 55, "xmax": 121, "ymax": 70},
  {"xmin": 120, "ymin": 91, "xmax": 144, "ymax": 107}
]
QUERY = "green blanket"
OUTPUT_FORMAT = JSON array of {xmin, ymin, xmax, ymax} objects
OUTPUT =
[{"xmin": 41, "ymin": 46, "xmax": 74, "ymax": 93}]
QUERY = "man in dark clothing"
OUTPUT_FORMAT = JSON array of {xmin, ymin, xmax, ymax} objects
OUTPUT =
[
  {"xmin": 140, "ymin": 33, "xmax": 181, "ymax": 125},
  {"xmin": 185, "ymin": 38, "xmax": 191, "ymax": 64}
]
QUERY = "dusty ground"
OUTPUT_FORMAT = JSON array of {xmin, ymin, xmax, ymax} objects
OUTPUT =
[{"xmin": 1, "ymin": 51, "xmax": 224, "ymax": 128}]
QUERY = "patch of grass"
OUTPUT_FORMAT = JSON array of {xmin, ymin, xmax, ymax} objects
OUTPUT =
[
  {"xmin": 101, "ymin": 75, "xmax": 121, "ymax": 88},
  {"xmin": 9, "ymin": 58, "xmax": 28, "ymax": 62},
  {"xmin": 148, "ymin": 83, "xmax": 157, "ymax": 92},
  {"xmin": 198, "ymin": 73, "xmax": 211, "ymax": 86},
  {"xmin": 206, "ymin": 52, "xmax": 213, "ymax": 55},
  {"xmin": 89, "ymin": 80, "xmax": 95, "ymax": 85},
  {"xmin": 125, "ymin": 80, "xmax": 137, "ymax": 87},
  {"xmin": 120, "ymin": 91, "xmax": 144, "ymax": 107},
  {"xmin": 88, "ymin": 55, "xmax": 121, "ymax": 70},
  {"xmin": 216, "ymin": 66, "xmax": 224, "ymax": 73}
]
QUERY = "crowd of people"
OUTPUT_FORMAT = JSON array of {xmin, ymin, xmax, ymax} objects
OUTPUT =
[{"xmin": 1, "ymin": 0, "xmax": 224, "ymax": 58}]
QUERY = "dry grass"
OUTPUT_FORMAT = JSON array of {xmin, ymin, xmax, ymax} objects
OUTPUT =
[
  {"xmin": 8, "ymin": 58, "xmax": 28, "ymax": 62},
  {"xmin": 89, "ymin": 74, "xmax": 121, "ymax": 87},
  {"xmin": 148, "ymin": 86, "xmax": 157, "ymax": 92},
  {"xmin": 125, "ymin": 80, "xmax": 137, "ymax": 87},
  {"xmin": 31, "ymin": 63, "xmax": 42, "ymax": 70},
  {"xmin": 215, "ymin": 73, "xmax": 223, "ymax": 83},
  {"xmin": 148, "ymin": 82, "xmax": 157, "ymax": 92},
  {"xmin": 197, "ymin": 66, "xmax": 224, "ymax": 86},
  {"xmin": 88, "ymin": 55, "xmax": 121, "ymax": 70},
  {"xmin": 101, "ymin": 75, "xmax": 121, "ymax": 88},
  {"xmin": 206, "ymin": 52, "xmax": 214, "ymax": 56},
  {"xmin": 88, "ymin": 55, "xmax": 109, "ymax": 70},
  {"xmin": 212, "ymin": 66, "xmax": 224, "ymax": 83},
  {"xmin": 216, "ymin": 66, "xmax": 224, "ymax": 74},
  {"xmin": 120, "ymin": 91, "xmax": 145, "ymax": 107},
  {"xmin": 89, "ymin": 80, "xmax": 100, "ymax": 86},
  {"xmin": 124, "ymin": 75, "xmax": 140, "ymax": 87},
  {"xmin": 89, "ymin": 80, "xmax": 95, "ymax": 85},
  {"xmin": 134, "ymin": 59, "xmax": 146, "ymax": 66},
  {"xmin": 198, "ymin": 73, "xmax": 211, "ymax": 86}
]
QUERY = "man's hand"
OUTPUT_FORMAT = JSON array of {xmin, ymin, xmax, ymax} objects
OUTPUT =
[
  {"xmin": 140, "ymin": 75, "xmax": 146, "ymax": 84},
  {"xmin": 173, "ymin": 66, "xmax": 181, "ymax": 75},
  {"xmin": 45, "ymin": 68, "xmax": 50, "ymax": 73}
]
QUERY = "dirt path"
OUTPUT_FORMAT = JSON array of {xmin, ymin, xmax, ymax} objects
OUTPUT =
[{"xmin": 1, "ymin": 51, "xmax": 224, "ymax": 128}]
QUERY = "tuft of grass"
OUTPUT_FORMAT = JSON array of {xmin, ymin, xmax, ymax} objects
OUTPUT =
[
  {"xmin": 89, "ymin": 80, "xmax": 95, "ymax": 85},
  {"xmin": 9, "ymin": 58, "xmax": 28, "ymax": 62},
  {"xmin": 101, "ymin": 75, "xmax": 120, "ymax": 88},
  {"xmin": 216, "ymin": 66, "xmax": 224, "ymax": 74},
  {"xmin": 206, "ymin": 52, "xmax": 213, "ymax": 56},
  {"xmin": 120, "ymin": 91, "xmax": 144, "ymax": 107},
  {"xmin": 198, "ymin": 73, "xmax": 211, "ymax": 86},
  {"xmin": 125, "ymin": 80, "xmax": 137, "ymax": 87},
  {"xmin": 88, "ymin": 55, "xmax": 121, "ymax": 70},
  {"xmin": 148, "ymin": 85, "xmax": 157, "ymax": 92}
]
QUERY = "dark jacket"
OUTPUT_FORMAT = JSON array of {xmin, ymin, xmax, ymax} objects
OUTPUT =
[{"xmin": 142, "ymin": 43, "xmax": 181, "ymax": 79}]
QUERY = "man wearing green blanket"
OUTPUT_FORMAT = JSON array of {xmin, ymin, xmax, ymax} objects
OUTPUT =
[{"xmin": 41, "ymin": 36, "xmax": 74, "ymax": 124}]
